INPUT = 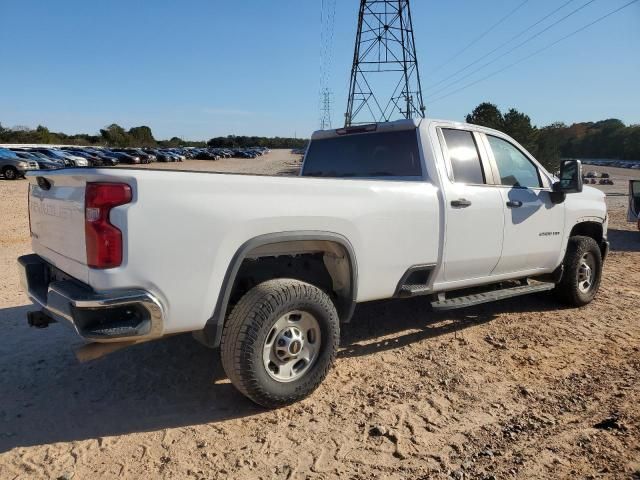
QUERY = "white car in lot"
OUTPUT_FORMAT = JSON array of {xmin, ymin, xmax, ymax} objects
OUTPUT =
[
  {"xmin": 17, "ymin": 119, "xmax": 608, "ymax": 407},
  {"xmin": 64, "ymin": 153, "xmax": 90, "ymax": 167}
]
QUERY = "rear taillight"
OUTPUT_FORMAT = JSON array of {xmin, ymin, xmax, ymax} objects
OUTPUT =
[{"xmin": 85, "ymin": 182, "xmax": 132, "ymax": 269}]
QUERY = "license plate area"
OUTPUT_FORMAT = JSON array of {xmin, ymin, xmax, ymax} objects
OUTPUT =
[{"xmin": 48, "ymin": 265, "xmax": 73, "ymax": 284}]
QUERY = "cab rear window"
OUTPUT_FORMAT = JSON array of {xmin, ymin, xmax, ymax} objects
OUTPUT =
[{"xmin": 302, "ymin": 129, "xmax": 422, "ymax": 179}]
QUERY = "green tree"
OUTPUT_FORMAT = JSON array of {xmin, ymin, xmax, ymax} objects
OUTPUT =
[
  {"xmin": 35, "ymin": 125, "xmax": 52, "ymax": 144},
  {"xmin": 128, "ymin": 126, "xmax": 156, "ymax": 147},
  {"xmin": 207, "ymin": 135, "xmax": 307, "ymax": 149},
  {"xmin": 166, "ymin": 136, "xmax": 184, "ymax": 147},
  {"xmin": 502, "ymin": 108, "xmax": 539, "ymax": 156},
  {"xmin": 465, "ymin": 102, "xmax": 504, "ymax": 130},
  {"xmin": 100, "ymin": 123, "xmax": 129, "ymax": 147},
  {"xmin": 536, "ymin": 122, "xmax": 567, "ymax": 171}
]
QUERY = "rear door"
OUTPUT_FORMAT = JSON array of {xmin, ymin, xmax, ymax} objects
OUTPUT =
[
  {"xmin": 482, "ymin": 134, "xmax": 564, "ymax": 275},
  {"xmin": 629, "ymin": 180, "xmax": 640, "ymax": 222},
  {"xmin": 437, "ymin": 127, "xmax": 504, "ymax": 283}
]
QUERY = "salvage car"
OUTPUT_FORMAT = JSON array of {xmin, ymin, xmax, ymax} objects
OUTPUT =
[
  {"xmin": 0, "ymin": 147, "xmax": 39, "ymax": 179},
  {"xmin": 13, "ymin": 151, "xmax": 62, "ymax": 170},
  {"xmin": 17, "ymin": 119, "xmax": 609, "ymax": 408},
  {"xmin": 28, "ymin": 148, "xmax": 88, "ymax": 167}
]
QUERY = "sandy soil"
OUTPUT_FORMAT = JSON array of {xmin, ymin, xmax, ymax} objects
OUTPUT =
[{"xmin": 0, "ymin": 154, "xmax": 638, "ymax": 479}]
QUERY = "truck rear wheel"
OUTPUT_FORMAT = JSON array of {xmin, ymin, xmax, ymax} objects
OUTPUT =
[
  {"xmin": 220, "ymin": 278, "xmax": 339, "ymax": 408},
  {"xmin": 554, "ymin": 235, "xmax": 602, "ymax": 306}
]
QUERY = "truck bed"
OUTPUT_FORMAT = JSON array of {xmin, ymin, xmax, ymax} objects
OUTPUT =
[{"xmin": 27, "ymin": 168, "xmax": 441, "ymax": 334}]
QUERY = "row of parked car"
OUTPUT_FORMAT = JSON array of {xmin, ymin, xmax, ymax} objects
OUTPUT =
[
  {"xmin": 190, "ymin": 147, "xmax": 271, "ymax": 160},
  {"xmin": 0, "ymin": 145, "xmax": 271, "ymax": 179},
  {"xmin": 583, "ymin": 159, "xmax": 640, "ymax": 170}
]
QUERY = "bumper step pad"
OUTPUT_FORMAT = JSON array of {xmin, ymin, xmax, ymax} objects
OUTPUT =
[{"xmin": 84, "ymin": 318, "xmax": 151, "ymax": 339}]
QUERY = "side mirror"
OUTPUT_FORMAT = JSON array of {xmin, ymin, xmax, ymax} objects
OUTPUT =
[{"xmin": 553, "ymin": 159, "xmax": 583, "ymax": 194}]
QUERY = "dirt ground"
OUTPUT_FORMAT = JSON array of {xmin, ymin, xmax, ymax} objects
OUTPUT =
[{"xmin": 0, "ymin": 152, "xmax": 638, "ymax": 479}]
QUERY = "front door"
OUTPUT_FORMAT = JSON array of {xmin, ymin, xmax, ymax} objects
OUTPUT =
[
  {"xmin": 483, "ymin": 134, "xmax": 564, "ymax": 275},
  {"xmin": 438, "ymin": 127, "xmax": 504, "ymax": 282}
]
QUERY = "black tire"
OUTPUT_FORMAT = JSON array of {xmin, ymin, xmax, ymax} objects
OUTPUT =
[
  {"xmin": 554, "ymin": 235, "xmax": 602, "ymax": 307},
  {"xmin": 2, "ymin": 166, "xmax": 19, "ymax": 180},
  {"xmin": 220, "ymin": 278, "xmax": 339, "ymax": 408}
]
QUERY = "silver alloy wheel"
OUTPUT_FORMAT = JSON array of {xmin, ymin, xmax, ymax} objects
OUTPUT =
[
  {"xmin": 4, "ymin": 168, "xmax": 16, "ymax": 180},
  {"xmin": 577, "ymin": 252, "xmax": 596, "ymax": 293},
  {"xmin": 263, "ymin": 310, "xmax": 321, "ymax": 383}
]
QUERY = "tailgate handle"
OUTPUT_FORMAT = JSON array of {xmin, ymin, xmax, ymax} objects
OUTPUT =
[{"xmin": 451, "ymin": 198, "xmax": 472, "ymax": 208}]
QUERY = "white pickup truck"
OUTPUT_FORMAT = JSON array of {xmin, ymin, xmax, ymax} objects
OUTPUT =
[{"xmin": 18, "ymin": 119, "xmax": 608, "ymax": 407}]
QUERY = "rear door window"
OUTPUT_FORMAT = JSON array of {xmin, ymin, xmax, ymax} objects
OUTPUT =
[
  {"xmin": 302, "ymin": 129, "xmax": 422, "ymax": 179},
  {"xmin": 487, "ymin": 135, "xmax": 541, "ymax": 188},
  {"xmin": 441, "ymin": 129, "xmax": 485, "ymax": 184}
]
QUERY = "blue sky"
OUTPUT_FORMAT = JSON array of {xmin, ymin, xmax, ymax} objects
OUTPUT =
[{"xmin": 1, "ymin": 0, "xmax": 638, "ymax": 140}]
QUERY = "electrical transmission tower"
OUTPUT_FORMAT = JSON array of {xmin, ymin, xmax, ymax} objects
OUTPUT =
[
  {"xmin": 320, "ymin": 88, "xmax": 333, "ymax": 130},
  {"xmin": 345, "ymin": 0, "xmax": 426, "ymax": 126}
]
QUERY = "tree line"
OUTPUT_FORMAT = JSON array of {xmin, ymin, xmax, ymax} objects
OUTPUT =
[
  {"xmin": 466, "ymin": 102, "xmax": 640, "ymax": 171},
  {"xmin": 2, "ymin": 111, "xmax": 638, "ymax": 164},
  {"xmin": 207, "ymin": 135, "xmax": 307, "ymax": 149},
  {"xmin": 0, "ymin": 122, "xmax": 308, "ymax": 149}
]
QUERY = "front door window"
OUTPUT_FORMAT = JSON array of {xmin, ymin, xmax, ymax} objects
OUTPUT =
[{"xmin": 487, "ymin": 135, "xmax": 541, "ymax": 189}]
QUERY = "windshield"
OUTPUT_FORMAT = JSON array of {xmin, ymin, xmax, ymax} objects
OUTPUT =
[
  {"xmin": 302, "ymin": 129, "xmax": 422, "ymax": 179},
  {"xmin": 0, "ymin": 148, "xmax": 20, "ymax": 159},
  {"xmin": 39, "ymin": 150, "xmax": 65, "ymax": 159}
]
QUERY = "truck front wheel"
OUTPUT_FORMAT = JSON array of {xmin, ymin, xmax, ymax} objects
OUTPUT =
[
  {"xmin": 554, "ymin": 235, "xmax": 603, "ymax": 306},
  {"xmin": 220, "ymin": 278, "xmax": 340, "ymax": 408}
]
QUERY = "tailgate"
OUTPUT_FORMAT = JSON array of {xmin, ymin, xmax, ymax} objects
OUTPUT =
[{"xmin": 28, "ymin": 174, "xmax": 89, "ymax": 282}]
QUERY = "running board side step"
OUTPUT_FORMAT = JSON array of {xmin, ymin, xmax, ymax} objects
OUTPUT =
[{"xmin": 431, "ymin": 282, "xmax": 555, "ymax": 311}]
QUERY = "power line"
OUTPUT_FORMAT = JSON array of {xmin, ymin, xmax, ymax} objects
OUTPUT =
[
  {"xmin": 320, "ymin": 0, "xmax": 337, "ymax": 128},
  {"xmin": 320, "ymin": 0, "xmax": 337, "ymax": 87},
  {"xmin": 428, "ymin": 0, "xmax": 639, "ymax": 105},
  {"xmin": 425, "ymin": 0, "xmax": 578, "ymax": 92},
  {"xmin": 425, "ymin": 0, "xmax": 599, "ymax": 100},
  {"xmin": 430, "ymin": 0, "xmax": 530, "ymax": 75}
]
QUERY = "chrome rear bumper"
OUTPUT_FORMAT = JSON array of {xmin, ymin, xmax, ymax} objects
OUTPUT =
[{"xmin": 18, "ymin": 254, "xmax": 164, "ymax": 343}]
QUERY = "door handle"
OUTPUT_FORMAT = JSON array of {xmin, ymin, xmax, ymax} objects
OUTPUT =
[
  {"xmin": 451, "ymin": 198, "xmax": 472, "ymax": 208},
  {"xmin": 506, "ymin": 200, "xmax": 523, "ymax": 208}
]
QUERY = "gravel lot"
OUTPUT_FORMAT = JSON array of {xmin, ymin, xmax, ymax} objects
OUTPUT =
[{"xmin": 0, "ymin": 153, "xmax": 638, "ymax": 479}]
